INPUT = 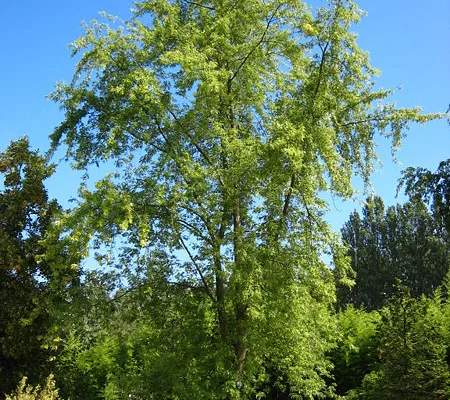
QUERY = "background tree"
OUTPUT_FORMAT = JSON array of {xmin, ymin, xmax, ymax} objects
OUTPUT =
[
  {"xmin": 338, "ymin": 196, "xmax": 449, "ymax": 310},
  {"xmin": 399, "ymin": 103, "xmax": 450, "ymax": 235},
  {"xmin": 0, "ymin": 138, "xmax": 77, "ymax": 395},
  {"xmin": 400, "ymin": 159, "xmax": 450, "ymax": 237},
  {"xmin": 385, "ymin": 199, "xmax": 449, "ymax": 297},
  {"xmin": 52, "ymin": 271, "xmax": 122, "ymax": 400},
  {"xmin": 47, "ymin": 0, "xmax": 437, "ymax": 397},
  {"xmin": 338, "ymin": 196, "xmax": 389, "ymax": 309}
]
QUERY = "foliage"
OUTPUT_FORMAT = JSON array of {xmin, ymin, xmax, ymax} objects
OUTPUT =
[
  {"xmin": 337, "ymin": 196, "xmax": 389, "ymax": 309},
  {"xmin": 331, "ymin": 306, "xmax": 381, "ymax": 396},
  {"xmin": 347, "ymin": 285, "xmax": 450, "ymax": 400},
  {"xmin": 400, "ymin": 158, "xmax": 450, "ymax": 236},
  {"xmin": 337, "ymin": 196, "xmax": 450, "ymax": 310},
  {"xmin": 45, "ymin": 0, "xmax": 439, "ymax": 397},
  {"xmin": 5, "ymin": 375, "xmax": 62, "ymax": 400},
  {"xmin": 51, "ymin": 271, "xmax": 121, "ymax": 400},
  {"xmin": 0, "ymin": 138, "xmax": 77, "ymax": 395}
]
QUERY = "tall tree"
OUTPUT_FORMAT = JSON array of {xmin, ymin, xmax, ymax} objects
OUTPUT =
[
  {"xmin": 48, "ymin": 0, "xmax": 437, "ymax": 397},
  {"xmin": 386, "ymin": 199, "xmax": 449, "ymax": 297}
]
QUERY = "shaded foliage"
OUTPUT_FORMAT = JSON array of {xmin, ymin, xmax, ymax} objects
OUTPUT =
[
  {"xmin": 337, "ymin": 196, "xmax": 450, "ymax": 310},
  {"xmin": 330, "ymin": 306, "xmax": 380, "ymax": 396},
  {"xmin": 0, "ymin": 138, "xmax": 77, "ymax": 395},
  {"xmin": 347, "ymin": 285, "xmax": 450, "ymax": 400}
]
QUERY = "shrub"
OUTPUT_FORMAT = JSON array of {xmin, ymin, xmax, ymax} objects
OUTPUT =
[{"xmin": 6, "ymin": 375, "xmax": 62, "ymax": 400}]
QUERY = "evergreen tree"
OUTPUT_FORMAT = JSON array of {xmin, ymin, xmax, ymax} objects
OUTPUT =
[{"xmin": 338, "ymin": 196, "xmax": 449, "ymax": 310}]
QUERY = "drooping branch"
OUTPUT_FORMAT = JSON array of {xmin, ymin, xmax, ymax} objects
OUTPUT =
[
  {"xmin": 153, "ymin": 117, "xmax": 221, "ymax": 246},
  {"xmin": 274, "ymin": 173, "xmax": 296, "ymax": 241},
  {"xmin": 176, "ymin": 217, "xmax": 213, "ymax": 245},
  {"xmin": 166, "ymin": 108, "xmax": 216, "ymax": 167}
]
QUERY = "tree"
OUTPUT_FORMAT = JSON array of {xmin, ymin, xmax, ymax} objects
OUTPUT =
[
  {"xmin": 338, "ymin": 196, "xmax": 449, "ymax": 310},
  {"xmin": 338, "ymin": 196, "xmax": 389, "ymax": 309},
  {"xmin": 400, "ymin": 159, "xmax": 450, "ymax": 237},
  {"xmin": 52, "ymin": 271, "xmax": 122, "ymax": 400},
  {"xmin": 48, "ymin": 0, "xmax": 437, "ymax": 397},
  {"xmin": 385, "ymin": 199, "xmax": 449, "ymax": 298},
  {"xmin": 0, "ymin": 138, "xmax": 76, "ymax": 395},
  {"xmin": 399, "ymin": 103, "xmax": 450, "ymax": 235}
]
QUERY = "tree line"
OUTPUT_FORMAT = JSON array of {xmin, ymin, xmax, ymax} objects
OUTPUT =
[{"xmin": 1, "ymin": 0, "xmax": 449, "ymax": 398}]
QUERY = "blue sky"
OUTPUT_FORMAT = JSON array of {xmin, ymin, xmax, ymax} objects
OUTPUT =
[{"xmin": 1, "ymin": 0, "xmax": 449, "ymax": 232}]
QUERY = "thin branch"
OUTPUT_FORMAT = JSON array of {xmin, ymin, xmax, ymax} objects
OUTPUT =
[
  {"xmin": 313, "ymin": 42, "xmax": 329, "ymax": 100},
  {"xmin": 107, "ymin": 279, "xmax": 213, "ymax": 305},
  {"xmin": 180, "ymin": 203, "xmax": 216, "ymax": 241},
  {"xmin": 182, "ymin": 0, "xmax": 215, "ymax": 11},
  {"xmin": 166, "ymin": 107, "xmax": 226, "ymax": 188},
  {"xmin": 107, "ymin": 285, "xmax": 136, "ymax": 304},
  {"xmin": 128, "ymin": 128, "xmax": 171, "ymax": 157},
  {"xmin": 166, "ymin": 108, "xmax": 213, "ymax": 165},
  {"xmin": 300, "ymin": 192, "xmax": 321, "ymax": 228},
  {"xmin": 153, "ymin": 117, "xmax": 172, "ymax": 147},
  {"xmin": 176, "ymin": 217, "xmax": 213, "ymax": 245},
  {"xmin": 339, "ymin": 93, "xmax": 382, "ymax": 116},
  {"xmin": 229, "ymin": 4, "xmax": 282, "ymax": 83},
  {"xmin": 154, "ymin": 118, "xmax": 218, "ymax": 245},
  {"xmin": 274, "ymin": 173, "xmax": 296, "ymax": 241},
  {"xmin": 340, "ymin": 116, "xmax": 385, "ymax": 127},
  {"xmin": 282, "ymin": 173, "xmax": 296, "ymax": 219},
  {"xmin": 178, "ymin": 233, "xmax": 216, "ymax": 303},
  {"xmin": 218, "ymin": 203, "xmax": 228, "ymax": 241},
  {"xmin": 167, "ymin": 280, "xmax": 215, "ymax": 292}
]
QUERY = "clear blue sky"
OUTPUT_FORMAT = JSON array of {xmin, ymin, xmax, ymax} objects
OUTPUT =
[{"xmin": 1, "ymin": 0, "xmax": 449, "ymax": 232}]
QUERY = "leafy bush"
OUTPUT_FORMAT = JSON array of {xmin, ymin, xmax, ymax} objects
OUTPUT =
[
  {"xmin": 331, "ymin": 306, "xmax": 381, "ymax": 396},
  {"xmin": 347, "ymin": 286, "xmax": 450, "ymax": 399},
  {"xmin": 5, "ymin": 375, "xmax": 62, "ymax": 400}
]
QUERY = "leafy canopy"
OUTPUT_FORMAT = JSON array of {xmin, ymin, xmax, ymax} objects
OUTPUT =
[{"xmin": 48, "ymin": 0, "xmax": 440, "ymax": 397}]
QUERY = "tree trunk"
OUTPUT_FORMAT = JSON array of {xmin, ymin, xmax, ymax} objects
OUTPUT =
[{"xmin": 233, "ymin": 198, "xmax": 247, "ymax": 380}]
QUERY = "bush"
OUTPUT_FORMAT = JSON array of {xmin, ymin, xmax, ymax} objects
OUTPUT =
[{"xmin": 6, "ymin": 375, "xmax": 62, "ymax": 400}]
